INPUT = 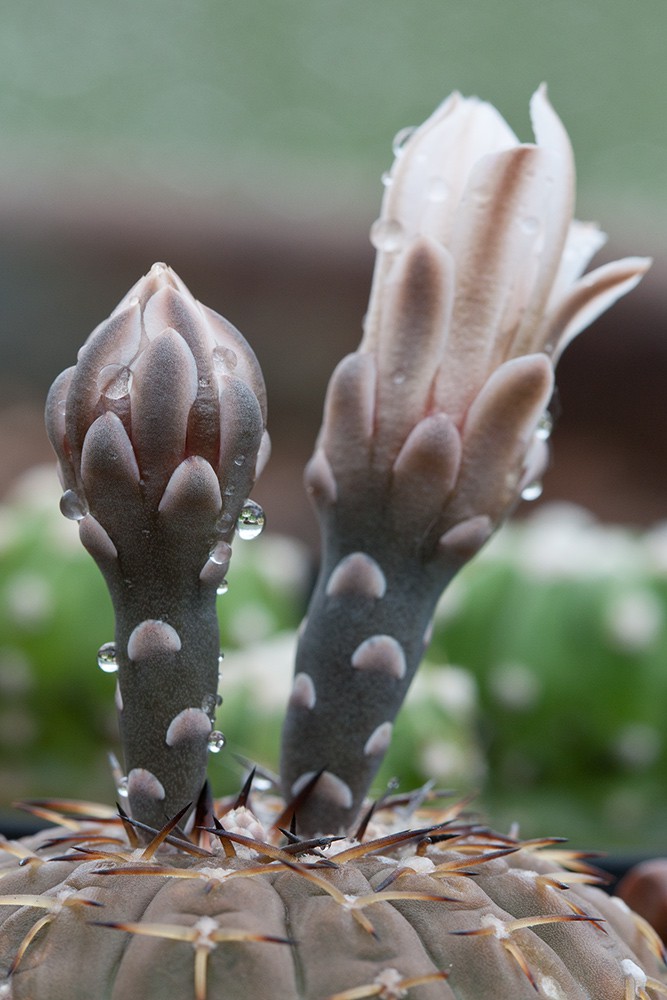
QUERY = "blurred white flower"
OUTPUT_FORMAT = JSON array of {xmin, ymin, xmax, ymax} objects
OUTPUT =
[
  {"xmin": 489, "ymin": 661, "xmax": 541, "ymax": 711},
  {"xmin": 605, "ymin": 589, "xmax": 663, "ymax": 652}
]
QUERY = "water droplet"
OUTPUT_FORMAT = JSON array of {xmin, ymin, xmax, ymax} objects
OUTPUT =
[
  {"xmin": 207, "ymin": 730, "xmax": 226, "ymax": 754},
  {"xmin": 57, "ymin": 398, "xmax": 67, "ymax": 416},
  {"xmin": 201, "ymin": 693, "xmax": 223, "ymax": 717},
  {"xmin": 198, "ymin": 376, "xmax": 211, "ymax": 389},
  {"xmin": 536, "ymin": 412, "xmax": 553, "ymax": 441},
  {"xmin": 212, "ymin": 346, "xmax": 238, "ymax": 373},
  {"xmin": 520, "ymin": 216, "xmax": 540, "ymax": 236},
  {"xmin": 215, "ymin": 513, "xmax": 234, "ymax": 535},
  {"xmin": 98, "ymin": 364, "xmax": 132, "ymax": 400},
  {"xmin": 233, "ymin": 455, "xmax": 245, "ymax": 467},
  {"xmin": 473, "ymin": 188, "xmax": 491, "ymax": 207},
  {"xmin": 209, "ymin": 540, "xmax": 231, "ymax": 565},
  {"xmin": 381, "ymin": 170, "xmax": 393, "ymax": 187},
  {"xmin": 218, "ymin": 652, "xmax": 225, "ymax": 669},
  {"xmin": 369, "ymin": 218, "xmax": 405, "ymax": 253},
  {"xmin": 427, "ymin": 176, "xmax": 449, "ymax": 202},
  {"xmin": 392, "ymin": 125, "xmax": 416, "ymax": 157},
  {"xmin": 392, "ymin": 371, "xmax": 407, "ymax": 385},
  {"xmin": 521, "ymin": 481, "xmax": 543, "ymax": 502},
  {"xmin": 150, "ymin": 262, "xmax": 168, "ymax": 276},
  {"xmin": 216, "ymin": 580, "xmax": 229, "ymax": 596},
  {"xmin": 59, "ymin": 489, "xmax": 88, "ymax": 521},
  {"xmin": 108, "ymin": 751, "xmax": 129, "ymax": 798},
  {"xmin": 236, "ymin": 499, "xmax": 266, "ymax": 540},
  {"xmin": 97, "ymin": 641, "xmax": 118, "ymax": 673},
  {"xmin": 253, "ymin": 775, "xmax": 273, "ymax": 792}
]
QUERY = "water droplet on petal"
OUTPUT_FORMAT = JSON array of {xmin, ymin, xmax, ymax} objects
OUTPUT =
[
  {"xmin": 60, "ymin": 489, "xmax": 88, "ymax": 521},
  {"xmin": 392, "ymin": 125, "xmax": 416, "ymax": 157},
  {"xmin": 150, "ymin": 262, "xmax": 168, "ymax": 276},
  {"xmin": 427, "ymin": 176, "xmax": 449, "ymax": 202},
  {"xmin": 521, "ymin": 481, "xmax": 543, "ymax": 502},
  {"xmin": 201, "ymin": 693, "xmax": 223, "ymax": 718},
  {"xmin": 218, "ymin": 651, "xmax": 225, "ymax": 670},
  {"xmin": 520, "ymin": 216, "xmax": 540, "ymax": 236},
  {"xmin": 212, "ymin": 346, "xmax": 238, "ymax": 373},
  {"xmin": 216, "ymin": 580, "xmax": 229, "ymax": 596},
  {"xmin": 98, "ymin": 364, "xmax": 132, "ymax": 400},
  {"xmin": 207, "ymin": 730, "xmax": 226, "ymax": 753},
  {"xmin": 392, "ymin": 371, "xmax": 407, "ymax": 385},
  {"xmin": 215, "ymin": 513, "xmax": 234, "ymax": 535},
  {"xmin": 536, "ymin": 412, "xmax": 553, "ymax": 441},
  {"xmin": 57, "ymin": 398, "xmax": 67, "ymax": 416},
  {"xmin": 236, "ymin": 499, "xmax": 266, "ymax": 540},
  {"xmin": 233, "ymin": 455, "xmax": 245, "ymax": 467},
  {"xmin": 381, "ymin": 170, "xmax": 393, "ymax": 187},
  {"xmin": 209, "ymin": 540, "xmax": 231, "ymax": 565},
  {"xmin": 97, "ymin": 641, "xmax": 118, "ymax": 673},
  {"xmin": 370, "ymin": 218, "xmax": 405, "ymax": 253}
]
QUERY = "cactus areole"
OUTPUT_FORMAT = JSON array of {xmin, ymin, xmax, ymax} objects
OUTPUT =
[{"xmin": 0, "ymin": 88, "xmax": 658, "ymax": 999}]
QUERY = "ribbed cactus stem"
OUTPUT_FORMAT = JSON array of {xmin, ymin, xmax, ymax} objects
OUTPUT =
[
  {"xmin": 82, "ymin": 494, "xmax": 226, "ymax": 828},
  {"xmin": 281, "ymin": 530, "xmax": 461, "ymax": 834},
  {"xmin": 45, "ymin": 263, "xmax": 269, "ymax": 829}
]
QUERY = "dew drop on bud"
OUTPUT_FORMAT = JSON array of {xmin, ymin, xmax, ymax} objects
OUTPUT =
[
  {"xmin": 536, "ymin": 412, "xmax": 553, "ymax": 441},
  {"xmin": 97, "ymin": 641, "xmax": 118, "ymax": 673},
  {"xmin": 60, "ymin": 489, "xmax": 88, "ymax": 521},
  {"xmin": 381, "ymin": 170, "xmax": 393, "ymax": 188},
  {"xmin": 216, "ymin": 580, "xmax": 229, "ymax": 596},
  {"xmin": 218, "ymin": 652, "xmax": 225, "ymax": 670},
  {"xmin": 370, "ymin": 218, "xmax": 405, "ymax": 254},
  {"xmin": 209, "ymin": 540, "xmax": 231, "ymax": 565},
  {"xmin": 236, "ymin": 499, "xmax": 266, "ymax": 540},
  {"xmin": 212, "ymin": 346, "xmax": 238, "ymax": 373},
  {"xmin": 521, "ymin": 481, "xmax": 543, "ymax": 502},
  {"xmin": 117, "ymin": 776, "xmax": 129, "ymax": 798},
  {"xmin": 520, "ymin": 216, "xmax": 540, "ymax": 236},
  {"xmin": 427, "ymin": 176, "xmax": 449, "ymax": 202},
  {"xmin": 207, "ymin": 730, "xmax": 226, "ymax": 754},
  {"xmin": 392, "ymin": 125, "xmax": 416, "ymax": 157},
  {"xmin": 98, "ymin": 364, "xmax": 132, "ymax": 400},
  {"xmin": 201, "ymin": 693, "xmax": 222, "ymax": 718},
  {"xmin": 215, "ymin": 513, "xmax": 234, "ymax": 536}
]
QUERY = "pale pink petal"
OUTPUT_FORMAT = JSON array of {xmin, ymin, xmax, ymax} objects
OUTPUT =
[
  {"xmin": 546, "ymin": 256, "xmax": 652, "ymax": 362},
  {"xmin": 547, "ymin": 220, "xmax": 608, "ymax": 310},
  {"xmin": 449, "ymin": 354, "xmax": 554, "ymax": 524},
  {"xmin": 363, "ymin": 92, "xmax": 518, "ymax": 352},
  {"xmin": 372, "ymin": 238, "xmax": 454, "ymax": 462},
  {"xmin": 437, "ymin": 145, "xmax": 552, "ymax": 418}
]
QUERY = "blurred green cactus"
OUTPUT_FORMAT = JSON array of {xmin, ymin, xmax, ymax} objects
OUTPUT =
[{"xmin": 4, "ymin": 477, "xmax": 667, "ymax": 847}]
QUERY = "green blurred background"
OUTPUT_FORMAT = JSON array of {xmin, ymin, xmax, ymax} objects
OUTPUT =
[
  {"xmin": 0, "ymin": 0, "xmax": 665, "ymax": 213},
  {"xmin": 1, "ymin": 0, "xmax": 666, "ymax": 849}
]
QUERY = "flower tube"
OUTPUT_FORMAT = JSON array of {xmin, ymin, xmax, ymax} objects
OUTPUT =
[
  {"xmin": 281, "ymin": 87, "xmax": 650, "ymax": 834},
  {"xmin": 46, "ymin": 263, "xmax": 269, "ymax": 828}
]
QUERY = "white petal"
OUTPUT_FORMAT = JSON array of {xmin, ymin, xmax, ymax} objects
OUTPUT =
[{"xmin": 547, "ymin": 256, "xmax": 652, "ymax": 361}]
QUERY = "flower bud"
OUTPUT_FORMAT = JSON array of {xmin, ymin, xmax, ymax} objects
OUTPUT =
[
  {"xmin": 282, "ymin": 87, "xmax": 650, "ymax": 835},
  {"xmin": 45, "ymin": 264, "xmax": 269, "ymax": 828}
]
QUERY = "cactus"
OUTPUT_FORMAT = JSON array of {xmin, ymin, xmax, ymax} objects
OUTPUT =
[{"xmin": 0, "ymin": 87, "xmax": 660, "ymax": 999}]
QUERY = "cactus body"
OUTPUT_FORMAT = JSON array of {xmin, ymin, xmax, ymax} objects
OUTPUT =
[{"xmin": 1, "ymin": 797, "xmax": 666, "ymax": 1000}]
